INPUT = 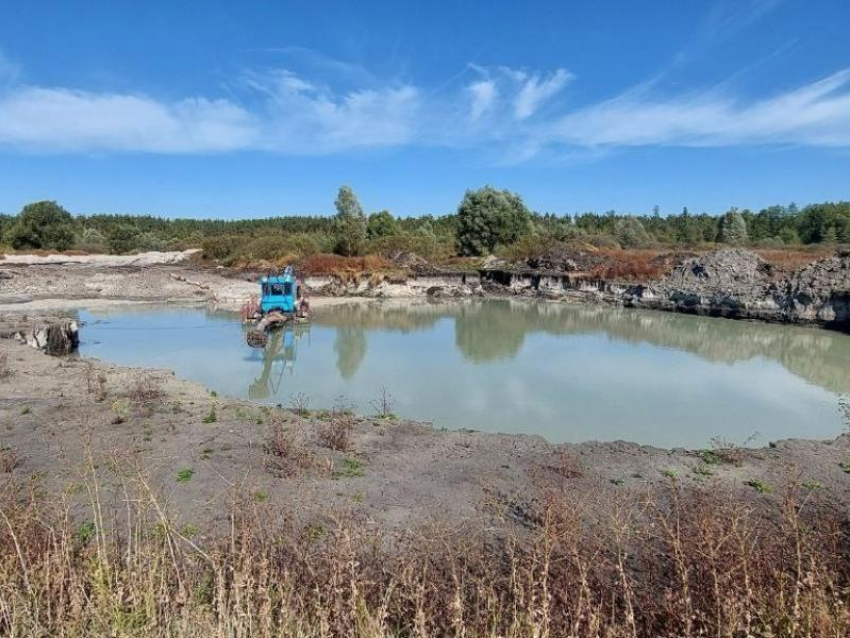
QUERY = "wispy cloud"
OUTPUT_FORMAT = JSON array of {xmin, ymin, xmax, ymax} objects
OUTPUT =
[
  {"xmin": 513, "ymin": 68, "xmax": 573, "ymax": 120},
  {"xmin": 0, "ymin": 54, "xmax": 849, "ymax": 159},
  {"xmin": 546, "ymin": 69, "xmax": 850, "ymax": 148}
]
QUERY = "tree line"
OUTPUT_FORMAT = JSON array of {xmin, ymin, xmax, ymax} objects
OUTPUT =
[{"xmin": 1, "ymin": 187, "xmax": 848, "ymax": 263}]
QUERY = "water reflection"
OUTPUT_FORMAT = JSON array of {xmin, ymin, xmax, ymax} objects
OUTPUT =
[
  {"xmin": 78, "ymin": 301, "xmax": 850, "ymax": 447},
  {"xmin": 246, "ymin": 325, "xmax": 309, "ymax": 400},
  {"xmin": 312, "ymin": 300, "xmax": 850, "ymax": 393}
]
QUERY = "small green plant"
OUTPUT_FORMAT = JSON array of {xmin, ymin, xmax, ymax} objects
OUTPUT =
[
  {"xmin": 351, "ymin": 492, "xmax": 365, "ymax": 503},
  {"xmin": 745, "ymin": 479, "xmax": 771, "ymax": 494},
  {"xmin": 840, "ymin": 461, "xmax": 850, "ymax": 474},
  {"xmin": 180, "ymin": 524, "xmax": 199, "ymax": 539},
  {"xmin": 699, "ymin": 449, "xmax": 724, "ymax": 465},
  {"xmin": 333, "ymin": 457, "xmax": 365, "ymax": 479},
  {"xmin": 254, "ymin": 490, "xmax": 269, "ymax": 503},
  {"xmin": 76, "ymin": 521, "xmax": 96, "ymax": 544},
  {"xmin": 111, "ymin": 399, "xmax": 131, "ymax": 423},
  {"xmin": 693, "ymin": 464, "xmax": 714, "ymax": 477},
  {"xmin": 802, "ymin": 480, "xmax": 822, "ymax": 491},
  {"xmin": 176, "ymin": 468, "xmax": 195, "ymax": 484},
  {"xmin": 19, "ymin": 406, "xmax": 30, "ymax": 415},
  {"xmin": 609, "ymin": 478, "xmax": 625, "ymax": 486},
  {"xmin": 202, "ymin": 405, "xmax": 217, "ymax": 424},
  {"xmin": 661, "ymin": 469, "xmax": 679, "ymax": 480},
  {"xmin": 200, "ymin": 447, "xmax": 214, "ymax": 460}
]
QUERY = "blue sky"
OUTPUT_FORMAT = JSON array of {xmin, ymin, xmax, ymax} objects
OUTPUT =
[{"xmin": 0, "ymin": 0, "xmax": 848, "ymax": 218}]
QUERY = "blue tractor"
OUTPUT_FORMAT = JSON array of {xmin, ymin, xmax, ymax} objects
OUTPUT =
[
  {"xmin": 259, "ymin": 266, "xmax": 298, "ymax": 314},
  {"xmin": 245, "ymin": 266, "xmax": 310, "ymax": 347}
]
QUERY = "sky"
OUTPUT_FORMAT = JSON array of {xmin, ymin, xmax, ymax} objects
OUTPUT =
[{"xmin": 0, "ymin": 0, "xmax": 849, "ymax": 219}]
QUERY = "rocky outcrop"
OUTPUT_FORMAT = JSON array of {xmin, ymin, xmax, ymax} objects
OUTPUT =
[
  {"xmin": 481, "ymin": 249, "xmax": 850, "ymax": 331},
  {"xmin": 0, "ymin": 317, "xmax": 80, "ymax": 355}
]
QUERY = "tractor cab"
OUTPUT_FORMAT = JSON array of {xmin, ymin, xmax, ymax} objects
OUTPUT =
[{"xmin": 259, "ymin": 266, "xmax": 298, "ymax": 315}]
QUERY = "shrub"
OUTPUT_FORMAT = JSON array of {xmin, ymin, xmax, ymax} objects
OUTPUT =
[
  {"xmin": 7, "ymin": 201, "xmax": 75, "ymax": 251},
  {"xmin": 457, "ymin": 186, "xmax": 531, "ymax": 256}
]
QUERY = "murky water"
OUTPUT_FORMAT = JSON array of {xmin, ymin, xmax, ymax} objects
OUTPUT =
[{"xmin": 77, "ymin": 300, "xmax": 850, "ymax": 448}]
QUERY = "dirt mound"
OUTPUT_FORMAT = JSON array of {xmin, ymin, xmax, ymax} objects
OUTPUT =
[
  {"xmin": 525, "ymin": 247, "xmax": 607, "ymax": 273},
  {"xmin": 663, "ymin": 249, "xmax": 776, "ymax": 295}
]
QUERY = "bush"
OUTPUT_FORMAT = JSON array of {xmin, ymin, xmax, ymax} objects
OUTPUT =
[
  {"xmin": 75, "ymin": 228, "xmax": 109, "ymax": 253},
  {"xmin": 613, "ymin": 217, "xmax": 652, "ymax": 248},
  {"xmin": 457, "ymin": 186, "xmax": 531, "ymax": 256},
  {"xmin": 7, "ymin": 201, "xmax": 76, "ymax": 251},
  {"xmin": 108, "ymin": 224, "xmax": 141, "ymax": 254}
]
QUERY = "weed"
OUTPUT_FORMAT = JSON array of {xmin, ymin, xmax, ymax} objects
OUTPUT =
[
  {"xmin": 19, "ymin": 406, "xmax": 30, "ymax": 416},
  {"xmin": 802, "ymin": 480, "xmax": 823, "ymax": 491},
  {"xmin": 289, "ymin": 392, "xmax": 310, "ymax": 417},
  {"xmin": 745, "ymin": 479, "xmax": 771, "ymax": 494},
  {"xmin": 111, "ymin": 399, "xmax": 131, "ymax": 424},
  {"xmin": 199, "ymin": 447, "xmax": 214, "ymax": 461},
  {"xmin": 254, "ymin": 490, "xmax": 269, "ymax": 503},
  {"xmin": 180, "ymin": 524, "xmax": 199, "ymax": 539},
  {"xmin": 350, "ymin": 492, "xmax": 364, "ymax": 503},
  {"xmin": 202, "ymin": 405, "xmax": 217, "ymax": 424},
  {"xmin": 609, "ymin": 478, "xmax": 625, "ymax": 486},
  {"xmin": 130, "ymin": 374, "xmax": 164, "ymax": 405},
  {"xmin": 0, "ymin": 352, "xmax": 10, "ymax": 378},
  {"xmin": 370, "ymin": 386, "xmax": 397, "ymax": 419},
  {"xmin": 75, "ymin": 520, "xmax": 96, "ymax": 544},
  {"xmin": 0, "ymin": 447, "xmax": 18, "ymax": 473},
  {"xmin": 84, "ymin": 363, "xmax": 104, "ymax": 400},
  {"xmin": 693, "ymin": 464, "xmax": 714, "ymax": 477},
  {"xmin": 263, "ymin": 415, "xmax": 309, "ymax": 477},
  {"xmin": 314, "ymin": 409, "xmax": 332, "ymax": 421},
  {"xmin": 661, "ymin": 468, "xmax": 679, "ymax": 479},
  {"xmin": 333, "ymin": 457, "xmax": 365, "ymax": 479},
  {"xmin": 176, "ymin": 468, "xmax": 195, "ymax": 484},
  {"xmin": 840, "ymin": 461, "xmax": 850, "ymax": 474},
  {"xmin": 699, "ymin": 449, "xmax": 724, "ymax": 465}
]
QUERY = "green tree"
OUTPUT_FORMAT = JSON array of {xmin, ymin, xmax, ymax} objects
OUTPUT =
[
  {"xmin": 333, "ymin": 185, "xmax": 367, "ymax": 256},
  {"xmin": 108, "ymin": 224, "xmax": 141, "ymax": 254},
  {"xmin": 717, "ymin": 209, "xmax": 749, "ymax": 246},
  {"xmin": 8, "ymin": 201, "xmax": 76, "ymax": 251},
  {"xmin": 367, "ymin": 210, "xmax": 398, "ymax": 239},
  {"xmin": 456, "ymin": 186, "xmax": 531, "ymax": 256},
  {"xmin": 822, "ymin": 226, "xmax": 839, "ymax": 244},
  {"xmin": 613, "ymin": 217, "xmax": 652, "ymax": 248}
]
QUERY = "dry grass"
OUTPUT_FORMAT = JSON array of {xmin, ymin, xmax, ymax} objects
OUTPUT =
[
  {"xmin": 130, "ymin": 374, "xmax": 165, "ymax": 405},
  {"xmin": 0, "ymin": 352, "xmax": 10, "ymax": 379},
  {"xmin": 755, "ymin": 247, "xmax": 835, "ymax": 273},
  {"xmin": 0, "ymin": 465, "xmax": 847, "ymax": 638},
  {"xmin": 591, "ymin": 249, "xmax": 679, "ymax": 282},
  {"xmin": 263, "ymin": 414, "xmax": 310, "ymax": 477}
]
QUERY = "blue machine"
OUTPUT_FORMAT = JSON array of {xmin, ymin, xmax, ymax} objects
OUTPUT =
[{"xmin": 259, "ymin": 266, "xmax": 298, "ymax": 314}]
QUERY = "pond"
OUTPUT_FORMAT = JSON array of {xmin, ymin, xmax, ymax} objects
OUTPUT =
[{"xmin": 78, "ymin": 300, "xmax": 850, "ymax": 448}]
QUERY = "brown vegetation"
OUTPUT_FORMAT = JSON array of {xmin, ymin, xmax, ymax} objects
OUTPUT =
[
  {"xmin": 0, "ymin": 466, "xmax": 847, "ymax": 637},
  {"xmin": 590, "ymin": 249, "xmax": 679, "ymax": 282}
]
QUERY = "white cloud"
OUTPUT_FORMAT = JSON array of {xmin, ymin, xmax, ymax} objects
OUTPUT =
[
  {"xmin": 468, "ymin": 79, "xmax": 497, "ymax": 120},
  {"xmin": 548, "ymin": 69, "xmax": 850, "ymax": 148},
  {"xmin": 0, "ymin": 87, "xmax": 256, "ymax": 152},
  {"xmin": 513, "ymin": 68, "xmax": 573, "ymax": 120},
  {"xmin": 0, "ymin": 59, "xmax": 849, "ymax": 158}
]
